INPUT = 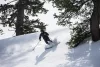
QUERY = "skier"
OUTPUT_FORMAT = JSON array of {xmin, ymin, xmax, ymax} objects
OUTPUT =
[{"xmin": 39, "ymin": 29, "xmax": 52, "ymax": 45}]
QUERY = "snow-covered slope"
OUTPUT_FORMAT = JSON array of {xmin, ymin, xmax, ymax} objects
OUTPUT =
[{"xmin": 0, "ymin": 28, "xmax": 100, "ymax": 67}]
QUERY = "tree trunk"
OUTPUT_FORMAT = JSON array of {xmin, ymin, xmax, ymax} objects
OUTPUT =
[
  {"xmin": 90, "ymin": 0, "xmax": 100, "ymax": 41},
  {"xmin": 16, "ymin": 1, "xmax": 24, "ymax": 36}
]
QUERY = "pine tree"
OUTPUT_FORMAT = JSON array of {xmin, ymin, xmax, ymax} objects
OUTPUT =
[
  {"xmin": 48, "ymin": 0, "xmax": 100, "ymax": 47},
  {"xmin": 0, "ymin": 0, "xmax": 48, "ymax": 36}
]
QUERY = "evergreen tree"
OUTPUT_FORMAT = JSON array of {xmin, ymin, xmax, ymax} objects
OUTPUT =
[
  {"xmin": 47, "ymin": 0, "xmax": 100, "ymax": 47},
  {"xmin": 0, "ymin": 0, "xmax": 48, "ymax": 36}
]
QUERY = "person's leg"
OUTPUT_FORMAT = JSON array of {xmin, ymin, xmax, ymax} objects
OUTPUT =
[
  {"xmin": 50, "ymin": 40, "xmax": 52, "ymax": 42},
  {"xmin": 47, "ymin": 36, "xmax": 52, "ymax": 42},
  {"xmin": 47, "ymin": 39, "xmax": 52, "ymax": 45},
  {"xmin": 48, "ymin": 38, "xmax": 52, "ymax": 43},
  {"xmin": 44, "ymin": 37, "xmax": 52, "ymax": 45},
  {"xmin": 44, "ymin": 39, "xmax": 49, "ymax": 44}
]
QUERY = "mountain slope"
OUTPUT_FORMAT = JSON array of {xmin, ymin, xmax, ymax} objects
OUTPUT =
[{"xmin": 0, "ymin": 28, "xmax": 100, "ymax": 67}]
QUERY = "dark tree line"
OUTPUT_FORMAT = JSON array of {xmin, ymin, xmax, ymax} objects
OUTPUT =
[
  {"xmin": 0, "ymin": 0, "xmax": 100, "ymax": 47},
  {"xmin": 0, "ymin": 0, "xmax": 47, "ymax": 36},
  {"xmin": 47, "ymin": 0, "xmax": 100, "ymax": 47}
]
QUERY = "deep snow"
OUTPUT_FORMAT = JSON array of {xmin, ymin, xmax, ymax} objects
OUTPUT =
[{"xmin": 0, "ymin": 28, "xmax": 100, "ymax": 67}]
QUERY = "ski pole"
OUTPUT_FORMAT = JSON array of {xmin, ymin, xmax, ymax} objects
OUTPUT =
[{"xmin": 33, "ymin": 41, "xmax": 40, "ymax": 50}]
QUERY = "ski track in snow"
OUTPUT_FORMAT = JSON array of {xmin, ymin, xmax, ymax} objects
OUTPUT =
[{"xmin": 0, "ymin": 28, "xmax": 100, "ymax": 67}]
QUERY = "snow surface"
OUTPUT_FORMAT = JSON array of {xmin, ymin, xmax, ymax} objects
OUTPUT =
[{"xmin": 0, "ymin": 28, "xmax": 100, "ymax": 67}]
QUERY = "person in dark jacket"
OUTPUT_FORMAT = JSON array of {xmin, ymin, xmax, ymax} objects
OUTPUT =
[{"xmin": 39, "ymin": 29, "xmax": 52, "ymax": 44}]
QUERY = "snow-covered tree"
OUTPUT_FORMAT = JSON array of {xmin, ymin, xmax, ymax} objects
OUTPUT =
[
  {"xmin": 47, "ymin": 0, "xmax": 100, "ymax": 47},
  {"xmin": 0, "ymin": 0, "xmax": 47, "ymax": 36}
]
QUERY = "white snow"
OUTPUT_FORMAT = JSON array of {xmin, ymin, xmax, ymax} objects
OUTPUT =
[{"xmin": 0, "ymin": 28, "xmax": 100, "ymax": 67}]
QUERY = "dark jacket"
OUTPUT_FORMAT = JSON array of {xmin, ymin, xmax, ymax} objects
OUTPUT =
[{"xmin": 39, "ymin": 31, "xmax": 50, "ymax": 41}]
